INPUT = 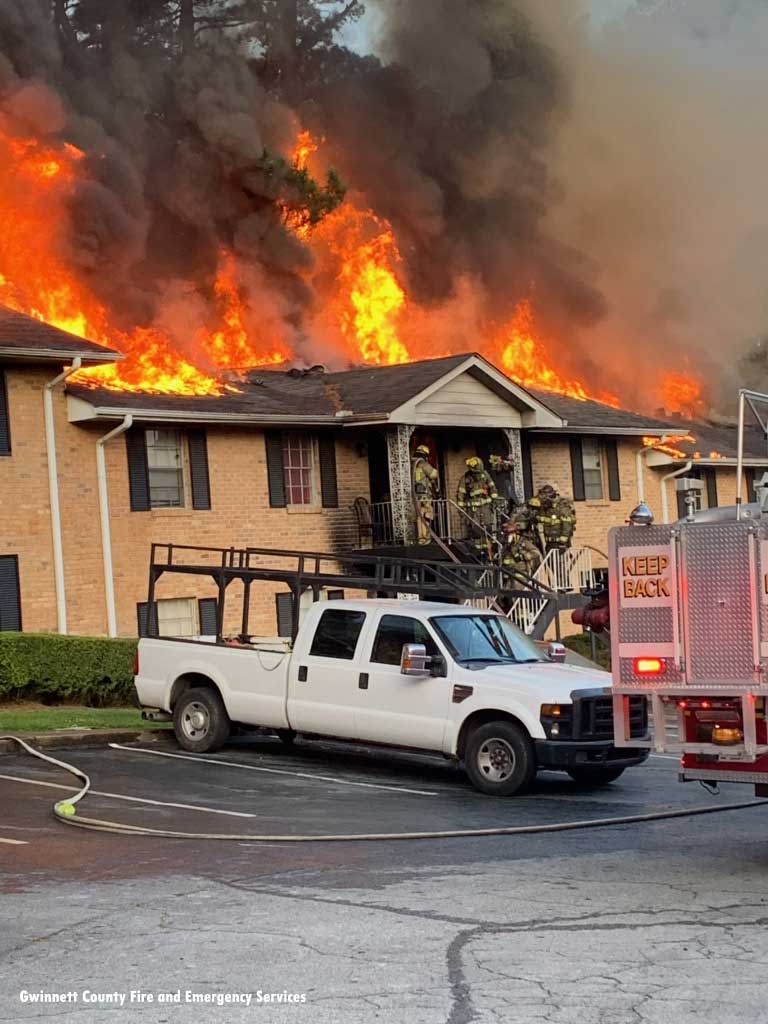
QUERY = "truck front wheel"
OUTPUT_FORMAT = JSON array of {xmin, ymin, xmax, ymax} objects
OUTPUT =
[
  {"xmin": 173, "ymin": 687, "xmax": 230, "ymax": 753},
  {"xmin": 464, "ymin": 721, "xmax": 536, "ymax": 796},
  {"xmin": 567, "ymin": 766, "xmax": 626, "ymax": 788}
]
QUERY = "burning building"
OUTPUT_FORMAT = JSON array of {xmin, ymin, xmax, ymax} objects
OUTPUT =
[{"xmin": 2, "ymin": 305, "xmax": 766, "ymax": 641}]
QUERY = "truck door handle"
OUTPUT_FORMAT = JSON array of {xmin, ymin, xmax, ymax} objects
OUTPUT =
[
  {"xmin": 358, "ymin": 673, "xmax": 369, "ymax": 690},
  {"xmin": 298, "ymin": 666, "xmax": 308, "ymax": 682}
]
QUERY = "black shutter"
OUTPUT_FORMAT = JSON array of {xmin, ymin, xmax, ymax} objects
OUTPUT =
[
  {"xmin": 265, "ymin": 431, "xmax": 286, "ymax": 508},
  {"xmin": 676, "ymin": 488, "xmax": 687, "ymax": 520},
  {"xmin": 569, "ymin": 437, "xmax": 586, "ymax": 502},
  {"xmin": 520, "ymin": 435, "xmax": 534, "ymax": 501},
  {"xmin": 319, "ymin": 434, "xmax": 339, "ymax": 508},
  {"xmin": 198, "ymin": 597, "xmax": 217, "ymax": 636},
  {"xmin": 0, "ymin": 369, "xmax": 10, "ymax": 456},
  {"xmin": 705, "ymin": 469, "xmax": 718, "ymax": 509},
  {"xmin": 188, "ymin": 430, "xmax": 211, "ymax": 510},
  {"xmin": 137, "ymin": 601, "xmax": 158, "ymax": 637},
  {"xmin": 126, "ymin": 429, "xmax": 151, "ymax": 511},
  {"xmin": 745, "ymin": 468, "xmax": 756, "ymax": 503},
  {"xmin": 606, "ymin": 439, "xmax": 621, "ymax": 502},
  {"xmin": 276, "ymin": 592, "xmax": 293, "ymax": 637},
  {"xmin": 0, "ymin": 555, "xmax": 21, "ymax": 631}
]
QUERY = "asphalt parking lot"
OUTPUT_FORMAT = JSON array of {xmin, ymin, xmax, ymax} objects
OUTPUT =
[{"xmin": 3, "ymin": 736, "xmax": 768, "ymax": 1023}]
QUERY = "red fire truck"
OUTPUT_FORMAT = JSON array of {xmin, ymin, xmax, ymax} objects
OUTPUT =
[{"xmin": 577, "ymin": 389, "xmax": 768, "ymax": 796}]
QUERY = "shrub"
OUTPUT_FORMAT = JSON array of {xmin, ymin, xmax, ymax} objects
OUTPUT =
[
  {"xmin": 0, "ymin": 633, "xmax": 137, "ymax": 706},
  {"xmin": 563, "ymin": 632, "xmax": 611, "ymax": 671}
]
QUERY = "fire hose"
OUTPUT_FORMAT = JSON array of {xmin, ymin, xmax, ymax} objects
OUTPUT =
[{"xmin": 3, "ymin": 736, "xmax": 768, "ymax": 842}]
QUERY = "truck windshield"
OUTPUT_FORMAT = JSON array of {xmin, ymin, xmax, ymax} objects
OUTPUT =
[{"xmin": 431, "ymin": 614, "xmax": 546, "ymax": 665}]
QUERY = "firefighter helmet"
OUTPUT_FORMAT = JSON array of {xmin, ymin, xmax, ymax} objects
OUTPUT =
[
  {"xmin": 466, "ymin": 457, "xmax": 484, "ymax": 471},
  {"xmin": 415, "ymin": 445, "xmax": 430, "ymax": 456}
]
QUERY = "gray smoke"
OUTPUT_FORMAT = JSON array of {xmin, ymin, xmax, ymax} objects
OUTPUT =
[{"xmin": 312, "ymin": 0, "xmax": 607, "ymax": 362}]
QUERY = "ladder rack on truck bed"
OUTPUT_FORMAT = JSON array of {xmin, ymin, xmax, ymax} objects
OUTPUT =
[{"xmin": 146, "ymin": 543, "xmax": 552, "ymax": 641}]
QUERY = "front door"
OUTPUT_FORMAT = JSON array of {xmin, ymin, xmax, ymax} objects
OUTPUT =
[
  {"xmin": 287, "ymin": 607, "xmax": 367, "ymax": 737},
  {"xmin": 354, "ymin": 612, "xmax": 451, "ymax": 751}
]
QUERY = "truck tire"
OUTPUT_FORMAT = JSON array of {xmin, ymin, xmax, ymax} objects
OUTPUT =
[
  {"xmin": 464, "ymin": 721, "xmax": 536, "ymax": 797},
  {"xmin": 567, "ymin": 766, "xmax": 626, "ymax": 788},
  {"xmin": 173, "ymin": 687, "xmax": 230, "ymax": 753}
]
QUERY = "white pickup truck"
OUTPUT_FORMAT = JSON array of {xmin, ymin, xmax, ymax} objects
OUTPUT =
[{"xmin": 135, "ymin": 599, "xmax": 649, "ymax": 796}]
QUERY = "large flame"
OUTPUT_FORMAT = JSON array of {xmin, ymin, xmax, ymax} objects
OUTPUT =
[{"xmin": 0, "ymin": 120, "xmax": 707, "ymax": 413}]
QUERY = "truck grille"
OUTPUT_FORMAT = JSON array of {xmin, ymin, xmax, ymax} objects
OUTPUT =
[{"xmin": 577, "ymin": 695, "xmax": 647, "ymax": 740}]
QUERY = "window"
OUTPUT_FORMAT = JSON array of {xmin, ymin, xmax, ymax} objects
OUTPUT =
[
  {"xmin": 282, "ymin": 433, "xmax": 315, "ymax": 506},
  {"xmin": 431, "ymin": 614, "xmax": 545, "ymax": 665},
  {"xmin": 309, "ymin": 609, "xmax": 366, "ymax": 660},
  {"xmin": 371, "ymin": 615, "xmax": 440, "ymax": 666},
  {"xmin": 581, "ymin": 438, "xmax": 605, "ymax": 500},
  {"xmin": 0, "ymin": 555, "xmax": 21, "ymax": 630},
  {"xmin": 146, "ymin": 429, "xmax": 185, "ymax": 508},
  {"xmin": 156, "ymin": 598, "xmax": 197, "ymax": 637}
]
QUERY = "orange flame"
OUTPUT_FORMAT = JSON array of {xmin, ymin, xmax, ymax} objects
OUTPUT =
[
  {"xmin": 311, "ymin": 205, "xmax": 410, "ymax": 365},
  {"xmin": 659, "ymin": 371, "xmax": 707, "ymax": 418},
  {"xmin": 494, "ymin": 299, "xmax": 619, "ymax": 406},
  {"xmin": 0, "ymin": 120, "xmax": 711, "ymax": 412}
]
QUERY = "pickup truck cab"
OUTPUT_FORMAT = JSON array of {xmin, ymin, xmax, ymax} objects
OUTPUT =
[{"xmin": 135, "ymin": 599, "xmax": 649, "ymax": 796}]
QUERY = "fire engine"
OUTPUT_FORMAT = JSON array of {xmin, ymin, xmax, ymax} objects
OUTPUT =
[{"xmin": 575, "ymin": 389, "xmax": 768, "ymax": 796}]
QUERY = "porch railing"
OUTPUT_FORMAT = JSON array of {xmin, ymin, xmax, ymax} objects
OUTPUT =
[
  {"xmin": 507, "ymin": 547, "xmax": 598, "ymax": 634},
  {"xmin": 368, "ymin": 498, "xmax": 503, "ymax": 549}
]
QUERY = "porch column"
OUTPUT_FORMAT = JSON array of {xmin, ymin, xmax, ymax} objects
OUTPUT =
[
  {"xmin": 503, "ymin": 427, "xmax": 526, "ymax": 506},
  {"xmin": 387, "ymin": 424, "xmax": 416, "ymax": 544}
]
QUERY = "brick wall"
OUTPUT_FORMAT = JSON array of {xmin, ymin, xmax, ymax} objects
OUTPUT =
[{"xmin": 0, "ymin": 367, "xmax": 58, "ymax": 631}]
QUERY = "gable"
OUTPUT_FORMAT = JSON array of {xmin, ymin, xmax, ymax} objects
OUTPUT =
[{"xmin": 411, "ymin": 371, "xmax": 523, "ymax": 427}]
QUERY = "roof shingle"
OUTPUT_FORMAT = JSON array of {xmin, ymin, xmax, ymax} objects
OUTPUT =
[{"xmin": 0, "ymin": 306, "xmax": 120, "ymax": 361}]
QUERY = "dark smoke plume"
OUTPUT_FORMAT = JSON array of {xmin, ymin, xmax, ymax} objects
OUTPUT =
[{"xmin": 313, "ymin": 0, "xmax": 607, "ymax": 346}]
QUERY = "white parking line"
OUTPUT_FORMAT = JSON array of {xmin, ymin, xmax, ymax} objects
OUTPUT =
[
  {"xmin": 109, "ymin": 743, "xmax": 439, "ymax": 796},
  {"xmin": 0, "ymin": 837, "xmax": 27, "ymax": 845},
  {"xmin": 0, "ymin": 773, "xmax": 257, "ymax": 818}
]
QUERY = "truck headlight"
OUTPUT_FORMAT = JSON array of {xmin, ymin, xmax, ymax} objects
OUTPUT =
[{"xmin": 540, "ymin": 703, "xmax": 573, "ymax": 739}]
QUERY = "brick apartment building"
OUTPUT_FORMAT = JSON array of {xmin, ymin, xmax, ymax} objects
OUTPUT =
[{"xmin": 1, "ymin": 305, "xmax": 766, "ymax": 640}]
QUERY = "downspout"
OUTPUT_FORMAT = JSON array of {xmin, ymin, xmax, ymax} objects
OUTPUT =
[
  {"xmin": 97, "ymin": 415, "xmax": 133, "ymax": 638},
  {"xmin": 661, "ymin": 460, "xmax": 693, "ymax": 524},
  {"xmin": 44, "ymin": 357, "xmax": 82, "ymax": 634}
]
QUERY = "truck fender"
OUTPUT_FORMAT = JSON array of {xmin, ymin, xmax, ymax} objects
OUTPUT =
[
  {"xmin": 163, "ymin": 659, "xmax": 231, "ymax": 715},
  {"xmin": 447, "ymin": 703, "xmax": 545, "ymax": 759}
]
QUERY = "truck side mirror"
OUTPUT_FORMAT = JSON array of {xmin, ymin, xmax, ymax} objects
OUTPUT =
[
  {"xmin": 547, "ymin": 642, "xmax": 567, "ymax": 664},
  {"xmin": 401, "ymin": 643, "xmax": 430, "ymax": 676}
]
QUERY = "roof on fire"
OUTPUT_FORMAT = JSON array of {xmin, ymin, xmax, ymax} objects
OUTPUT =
[
  {"xmin": 66, "ymin": 353, "xmax": 565, "ymax": 429},
  {"xmin": 526, "ymin": 389, "xmax": 680, "ymax": 435},
  {"xmin": 0, "ymin": 306, "xmax": 121, "ymax": 364},
  {"xmin": 657, "ymin": 418, "xmax": 768, "ymax": 465}
]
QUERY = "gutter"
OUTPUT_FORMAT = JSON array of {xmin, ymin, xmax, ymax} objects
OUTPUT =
[
  {"xmin": 44, "ymin": 358, "xmax": 82, "ymax": 634},
  {"xmin": 97, "ymin": 415, "xmax": 133, "ymax": 638},
  {"xmin": 0, "ymin": 347, "xmax": 121, "ymax": 362},
  {"xmin": 661, "ymin": 460, "xmax": 693, "ymax": 524}
]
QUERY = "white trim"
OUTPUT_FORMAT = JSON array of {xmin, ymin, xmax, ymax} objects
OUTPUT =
[{"xmin": 386, "ymin": 355, "xmax": 564, "ymax": 428}]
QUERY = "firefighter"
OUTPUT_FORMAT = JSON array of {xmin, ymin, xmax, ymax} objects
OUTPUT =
[
  {"xmin": 457, "ymin": 457, "xmax": 498, "ymax": 558},
  {"xmin": 411, "ymin": 444, "xmax": 440, "ymax": 544},
  {"xmin": 502, "ymin": 510, "xmax": 542, "ymax": 582},
  {"xmin": 527, "ymin": 484, "xmax": 576, "ymax": 553}
]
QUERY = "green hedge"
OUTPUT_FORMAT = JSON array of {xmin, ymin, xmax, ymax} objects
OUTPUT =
[
  {"xmin": 563, "ymin": 632, "xmax": 611, "ymax": 671},
  {"xmin": 0, "ymin": 633, "xmax": 138, "ymax": 706}
]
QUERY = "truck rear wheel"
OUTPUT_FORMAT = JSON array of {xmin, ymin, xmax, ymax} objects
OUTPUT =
[
  {"xmin": 464, "ymin": 721, "xmax": 536, "ymax": 796},
  {"xmin": 567, "ymin": 766, "xmax": 626, "ymax": 788},
  {"xmin": 173, "ymin": 687, "xmax": 230, "ymax": 753}
]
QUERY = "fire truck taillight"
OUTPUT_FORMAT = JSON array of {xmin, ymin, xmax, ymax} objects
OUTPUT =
[{"xmin": 633, "ymin": 657, "xmax": 666, "ymax": 676}]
